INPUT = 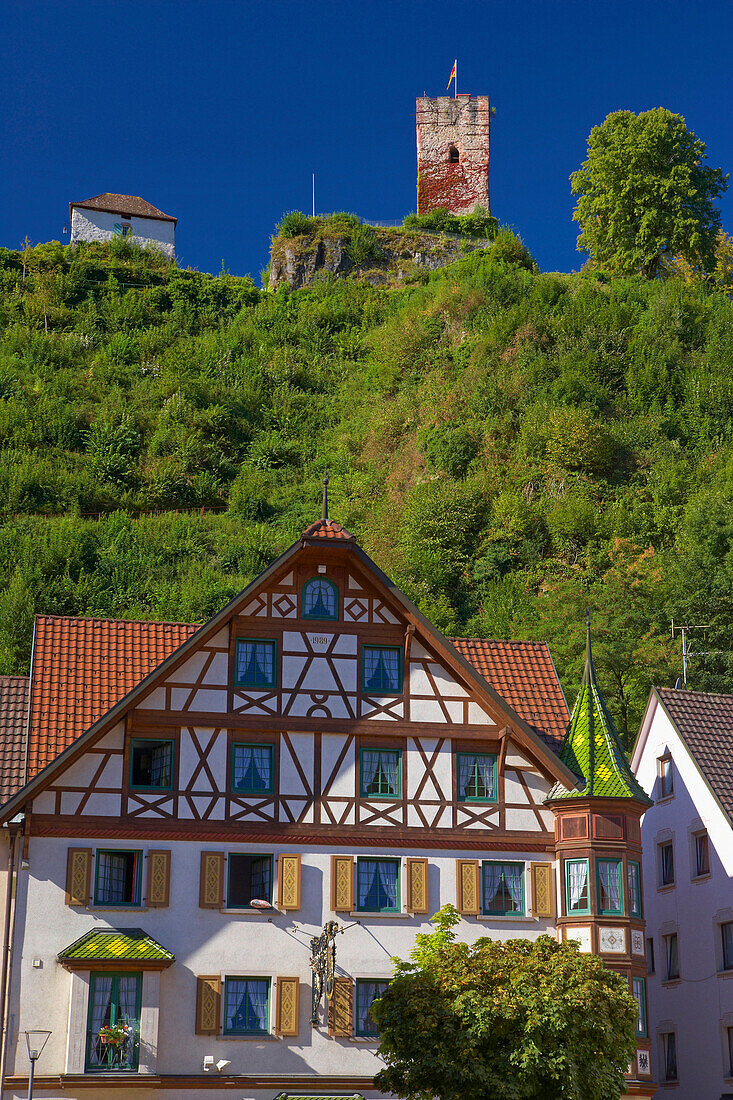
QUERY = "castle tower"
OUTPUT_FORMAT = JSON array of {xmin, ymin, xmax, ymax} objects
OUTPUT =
[
  {"xmin": 416, "ymin": 95, "xmax": 490, "ymax": 216},
  {"xmin": 546, "ymin": 623, "xmax": 655, "ymax": 1098}
]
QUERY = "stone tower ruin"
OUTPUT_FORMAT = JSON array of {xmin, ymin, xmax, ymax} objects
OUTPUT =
[{"xmin": 416, "ymin": 95, "xmax": 491, "ymax": 216}]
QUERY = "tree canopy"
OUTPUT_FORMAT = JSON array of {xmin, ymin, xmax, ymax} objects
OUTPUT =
[
  {"xmin": 372, "ymin": 906, "xmax": 638, "ymax": 1100},
  {"xmin": 571, "ymin": 108, "xmax": 727, "ymax": 278}
]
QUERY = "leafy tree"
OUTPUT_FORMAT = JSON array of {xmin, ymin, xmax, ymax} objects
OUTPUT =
[
  {"xmin": 571, "ymin": 109, "xmax": 727, "ymax": 277},
  {"xmin": 373, "ymin": 905, "xmax": 637, "ymax": 1100}
]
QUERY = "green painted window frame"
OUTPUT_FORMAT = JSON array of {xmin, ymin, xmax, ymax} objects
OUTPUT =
[
  {"xmin": 627, "ymin": 860, "xmax": 642, "ymax": 918},
  {"xmin": 356, "ymin": 857, "xmax": 401, "ymax": 913},
  {"xmin": 85, "ymin": 971, "xmax": 142, "ymax": 1072},
  {"xmin": 564, "ymin": 858, "xmax": 591, "ymax": 915},
  {"xmin": 361, "ymin": 645, "xmax": 403, "ymax": 695},
  {"xmin": 456, "ymin": 752, "xmax": 497, "ymax": 803},
  {"xmin": 596, "ymin": 858, "xmax": 624, "ymax": 916},
  {"xmin": 355, "ymin": 979, "xmax": 390, "ymax": 1037},
  {"xmin": 359, "ymin": 747, "xmax": 402, "ymax": 799},
  {"xmin": 223, "ymin": 976, "xmax": 271, "ymax": 1036},
  {"xmin": 632, "ymin": 976, "xmax": 647, "ymax": 1038},
  {"xmin": 230, "ymin": 743, "xmax": 275, "ymax": 795},
  {"xmin": 234, "ymin": 638, "xmax": 278, "ymax": 689},
  {"xmin": 93, "ymin": 849, "xmax": 143, "ymax": 908},
  {"xmin": 481, "ymin": 860, "xmax": 525, "ymax": 917},
  {"xmin": 128, "ymin": 738, "xmax": 174, "ymax": 792},
  {"xmin": 302, "ymin": 576, "xmax": 339, "ymax": 620},
  {"xmin": 226, "ymin": 853, "xmax": 274, "ymax": 909}
]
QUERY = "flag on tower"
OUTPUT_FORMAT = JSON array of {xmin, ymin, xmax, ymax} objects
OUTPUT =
[{"xmin": 447, "ymin": 60, "xmax": 457, "ymax": 92}]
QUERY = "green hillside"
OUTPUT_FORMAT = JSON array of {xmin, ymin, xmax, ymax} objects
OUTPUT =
[{"xmin": 2, "ymin": 233, "xmax": 733, "ymax": 743}]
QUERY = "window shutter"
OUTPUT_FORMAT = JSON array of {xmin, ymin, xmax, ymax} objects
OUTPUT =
[
  {"xmin": 65, "ymin": 847, "xmax": 92, "ymax": 907},
  {"xmin": 328, "ymin": 976, "xmax": 353, "ymax": 1037},
  {"xmin": 147, "ymin": 850, "xmax": 171, "ymax": 907},
  {"xmin": 199, "ymin": 851, "xmax": 224, "ymax": 908},
  {"xmin": 531, "ymin": 862, "xmax": 554, "ymax": 918},
  {"xmin": 275, "ymin": 976, "xmax": 300, "ymax": 1036},
  {"xmin": 195, "ymin": 975, "xmax": 221, "ymax": 1035},
  {"xmin": 406, "ymin": 857, "xmax": 429, "ymax": 914},
  {"xmin": 456, "ymin": 859, "xmax": 480, "ymax": 915},
  {"xmin": 278, "ymin": 854, "xmax": 301, "ymax": 910},
  {"xmin": 331, "ymin": 855, "xmax": 354, "ymax": 912}
]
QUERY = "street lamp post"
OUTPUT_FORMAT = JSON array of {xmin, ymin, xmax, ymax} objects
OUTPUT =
[{"xmin": 23, "ymin": 1030, "xmax": 51, "ymax": 1100}]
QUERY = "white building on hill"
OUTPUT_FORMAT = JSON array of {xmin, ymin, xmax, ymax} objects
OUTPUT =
[{"xmin": 69, "ymin": 193, "xmax": 176, "ymax": 258}]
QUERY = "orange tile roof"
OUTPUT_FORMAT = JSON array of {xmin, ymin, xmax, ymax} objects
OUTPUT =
[
  {"xmin": 450, "ymin": 638, "xmax": 569, "ymax": 749},
  {"xmin": 27, "ymin": 616, "xmax": 198, "ymax": 781},
  {"xmin": 302, "ymin": 519, "xmax": 355, "ymax": 541},
  {"xmin": 0, "ymin": 676, "xmax": 29, "ymax": 803}
]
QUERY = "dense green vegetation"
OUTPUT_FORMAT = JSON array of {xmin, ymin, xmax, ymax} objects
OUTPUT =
[{"xmin": 2, "ymin": 233, "xmax": 733, "ymax": 743}]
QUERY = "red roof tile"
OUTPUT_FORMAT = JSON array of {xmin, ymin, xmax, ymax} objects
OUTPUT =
[
  {"xmin": 0, "ymin": 676, "xmax": 29, "ymax": 804},
  {"xmin": 71, "ymin": 193, "xmax": 176, "ymax": 222},
  {"xmin": 302, "ymin": 519, "xmax": 355, "ymax": 541},
  {"xmin": 657, "ymin": 687, "xmax": 733, "ymax": 823},
  {"xmin": 27, "ymin": 616, "xmax": 198, "ymax": 781},
  {"xmin": 450, "ymin": 638, "xmax": 569, "ymax": 749}
]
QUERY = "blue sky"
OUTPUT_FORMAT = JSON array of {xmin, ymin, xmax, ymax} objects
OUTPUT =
[{"xmin": 1, "ymin": 0, "xmax": 731, "ymax": 279}]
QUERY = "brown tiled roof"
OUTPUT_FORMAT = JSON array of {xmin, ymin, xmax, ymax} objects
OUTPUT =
[
  {"xmin": 27, "ymin": 616, "xmax": 198, "ymax": 781},
  {"xmin": 450, "ymin": 638, "xmax": 569, "ymax": 750},
  {"xmin": 70, "ymin": 193, "xmax": 176, "ymax": 223},
  {"xmin": 0, "ymin": 676, "xmax": 29, "ymax": 804},
  {"xmin": 657, "ymin": 687, "xmax": 733, "ymax": 822},
  {"xmin": 302, "ymin": 519, "xmax": 355, "ymax": 541}
]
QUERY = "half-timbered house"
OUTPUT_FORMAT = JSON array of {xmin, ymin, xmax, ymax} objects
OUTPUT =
[{"xmin": 0, "ymin": 517, "xmax": 655, "ymax": 1099}]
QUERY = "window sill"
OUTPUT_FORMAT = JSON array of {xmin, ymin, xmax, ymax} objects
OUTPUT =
[
  {"xmin": 216, "ymin": 1034, "xmax": 277, "ymax": 1042},
  {"xmin": 656, "ymin": 794, "xmax": 675, "ymax": 805},
  {"xmin": 691, "ymin": 873, "xmax": 711, "ymax": 883},
  {"xmin": 221, "ymin": 908, "xmax": 282, "ymax": 916},
  {"xmin": 350, "ymin": 1036, "xmax": 379, "ymax": 1044},
  {"xmin": 717, "ymin": 969, "xmax": 733, "ymax": 980},
  {"xmin": 661, "ymin": 978, "xmax": 681, "ymax": 987},
  {"xmin": 129, "ymin": 788, "xmax": 174, "ymax": 795},
  {"xmin": 477, "ymin": 914, "xmax": 535, "ymax": 923},
  {"xmin": 350, "ymin": 911, "xmax": 411, "ymax": 920},
  {"xmin": 88, "ymin": 906, "xmax": 148, "ymax": 913},
  {"xmin": 657, "ymin": 883, "xmax": 676, "ymax": 893}
]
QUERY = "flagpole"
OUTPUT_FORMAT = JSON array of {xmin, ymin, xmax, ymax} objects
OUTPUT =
[
  {"xmin": 312, "ymin": 173, "xmax": 315, "ymax": 217},
  {"xmin": 455, "ymin": 59, "xmax": 457, "ymax": 98}
]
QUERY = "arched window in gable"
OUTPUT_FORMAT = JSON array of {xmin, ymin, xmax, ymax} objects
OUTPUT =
[
  {"xmin": 302, "ymin": 577, "xmax": 339, "ymax": 620},
  {"xmin": 448, "ymin": 145, "xmax": 460, "ymax": 163}
]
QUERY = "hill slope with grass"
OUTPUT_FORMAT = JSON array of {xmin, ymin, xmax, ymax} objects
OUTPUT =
[{"xmin": 2, "ymin": 231, "xmax": 733, "ymax": 743}]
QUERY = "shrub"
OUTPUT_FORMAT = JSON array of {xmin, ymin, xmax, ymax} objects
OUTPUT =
[{"xmin": 276, "ymin": 211, "xmax": 316, "ymax": 238}]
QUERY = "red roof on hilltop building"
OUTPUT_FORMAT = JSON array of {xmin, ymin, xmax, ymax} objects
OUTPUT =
[{"xmin": 70, "ymin": 193, "xmax": 177, "ymax": 223}]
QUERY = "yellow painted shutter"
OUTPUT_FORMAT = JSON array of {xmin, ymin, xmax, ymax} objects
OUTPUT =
[
  {"xmin": 406, "ymin": 857, "xmax": 429, "ymax": 914},
  {"xmin": 276, "ymin": 976, "xmax": 300, "ymax": 1036},
  {"xmin": 531, "ymin": 862, "xmax": 554, "ymax": 918},
  {"xmin": 328, "ymin": 976, "xmax": 353, "ymax": 1037},
  {"xmin": 147, "ymin": 850, "xmax": 171, "ymax": 907},
  {"xmin": 456, "ymin": 859, "xmax": 480, "ymax": 915},
  {"xmin": 278, "ymin": 854, "xmax": 301, "ymax": 910},
  {"xmin": 65, "ymin": 847, "xmax": 92, "ymax": 907},
  {"xmin": 199, "ymin": 851, "xmax": 224, "ymax": 908},
  {"xmin": 331, "ymin": 855, "xmax": 353, "ymax": 913},
  {"xmin": 195, "ymin": 975, "xmax": 221, "ymax": 1035}
]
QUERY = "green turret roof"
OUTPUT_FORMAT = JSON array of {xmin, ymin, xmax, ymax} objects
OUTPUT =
[{"xmin": 547, "ymin": 618, "xmax": 651, "ymax": 803}]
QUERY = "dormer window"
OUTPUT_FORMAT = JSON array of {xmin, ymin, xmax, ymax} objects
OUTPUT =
[
  {"xmin": 302, "ymin": 577, "xmax": 338, "ymax": 620},
  {"xmin": 448, "ymin": 145, "xmax": 459, "ymax": 163}
]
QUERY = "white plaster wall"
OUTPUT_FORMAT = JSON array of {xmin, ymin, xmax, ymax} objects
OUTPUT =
[
  {"xmin": 70, "ymin": 208, "xmax": 175, "ymax": 259},
  {"xmin": 634, "ymin": 702, "xmax": 733, "ymax": 1097}
]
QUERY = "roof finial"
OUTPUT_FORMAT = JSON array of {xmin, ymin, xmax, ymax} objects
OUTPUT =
[{"xmin": 322, "ymin": 468, "xmax": 329, "ymax": 521}]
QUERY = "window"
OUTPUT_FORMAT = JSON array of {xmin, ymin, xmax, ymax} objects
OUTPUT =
[
  {"xmin": 356, "ymin": 858, "xmax": 400, "ymax": 912},
  {"xmin": 627, "ymin": 860, "xmax": 642, "ymax": 918},
  {"xmin": 664, "ymin": 932, "xmax": 680, "ymax": 980},
  {"xmin": 121, "ymin": 223, "xmax": 132, "ymax": 238},
  {"xmin": 695, "ymin": 832, "xmax": 710, "ymax": 877},
  {"xmin": 362, "ymin": 646, "xmax": 402, "ymax": 694},
  {"xmin": 482, "ymin": 861, "xmax": 525, "ymax": 916},
  {"xmin": 94, "ymin": 851, "xmax": 141, "ymax": 906},
  {"xmin": 646, "ymin": 937, "xmax": 655, "ymax": 975},
  {"xmin": 360, "ymin": 748, "xmax": 401, "ymax": 797},
  {"xmin": 355, "ymin": 980, "xmax": 389, "ymax": 1037},
  {"xmin": 661, "ymin": 1032, "xmax": 678, "ymax": 1082},
  {"xmin": 722, "ymin": 922, "xmax": 733, "ymax": 971},
  {"xmin": 302, "ymin": 577, "xmax": 338, "ymax": 620},
  {"xmin": 727, "ymin": 1027, "xmax": 733, "ymax": 1077},
  {"xmin": 596, "ymin": 859, "xmax": 623, "ymax": 915},
  {"xmin": 85, "ymin": 972, "xmax": 141, "ymax": 1071},
  {"xmin": 659, "ymin": 842, "xmax": 675, "ymax": 886},
  {"xmin": 456, "ymin": 752, "xmax": 496, "ymax": 802},
  {"xmin": 448, "ymin": 144, "xmax": 459, "ymax": 163},
  {"xmin": 223, "ymin": 977, "xmax": 270, "ymax": 1035},
  {"xmin": 235, "ymin": 639, "xmax": 277, "ymax": 689},
  {"xmin": 129, "ymin": 739, "xmax": 173, "ymax": 790},
  {"xmin": 565, "ymin": 859, "xmax": 590, "ymax": 914},
  {"xmin": 658, "ymin": 755, "xmax": 673, "ymax": 798},
  {"xmin": 231, "ymin": 743, "xmax": 274, "ymax": 794},
  {"xmin": 632, "ymin": 976, "xmax": 647, "ymax": 1037},
  {"xmin": 227, "ymin": 853, "xmax": 272, "ymax": 908}
]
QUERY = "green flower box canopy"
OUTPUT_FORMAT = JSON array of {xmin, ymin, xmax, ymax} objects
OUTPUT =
[
  {"xmin": 274, "ymin": 1096, "xmax": 365, "ymax": 1100},
  {"xmin": 58, "ymin": 928, "xmax": 175, "ymax": 971}
]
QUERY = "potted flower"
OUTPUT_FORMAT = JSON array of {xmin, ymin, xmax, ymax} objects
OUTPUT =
[{"xmin": 97, "ymin": 1021, "xmax": 133, "ymax": 1047}]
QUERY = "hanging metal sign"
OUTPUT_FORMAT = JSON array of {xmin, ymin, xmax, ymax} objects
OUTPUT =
[{"xmin": 309, "ymin": 920, "xmax": 339, "ymax": 1025}]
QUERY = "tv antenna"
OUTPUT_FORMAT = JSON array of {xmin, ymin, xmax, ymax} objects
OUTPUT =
[{"xmin": 671, "ymin": 620, "xmax": 713, "ymax": 688}]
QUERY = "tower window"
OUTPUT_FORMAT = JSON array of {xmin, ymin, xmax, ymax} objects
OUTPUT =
[{"xmin": 448, "ymin": 145, "xmax": 459, "ymax": 163}]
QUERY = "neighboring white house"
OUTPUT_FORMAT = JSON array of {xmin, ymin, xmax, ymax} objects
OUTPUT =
[
  {"xmin": 69, "ymin": 194, "xmax": 176, "ymax": 259},
  {"xmin": 632, "ymin": 687, "xmax": 733, "ymax": 1098}
]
